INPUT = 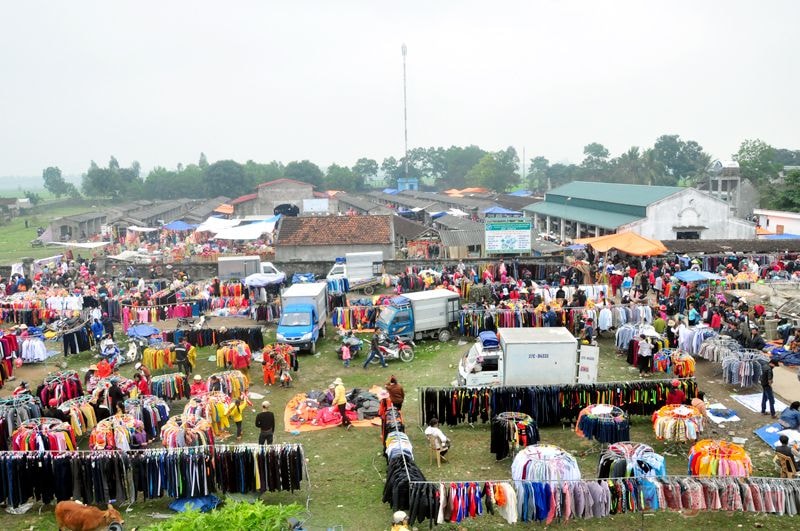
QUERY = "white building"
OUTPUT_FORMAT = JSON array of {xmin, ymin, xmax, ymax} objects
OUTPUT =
[
  {"xmin": 524, "ymin": 181, "xmax": 755, "ymax": 241},
  {"xmin": 753, "ymin": 209, "xmax": 800, "ymax": 238}
]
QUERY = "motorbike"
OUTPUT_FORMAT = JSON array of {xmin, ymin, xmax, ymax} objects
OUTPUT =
[
  {"xmin": 373, "ymin": 333, "xmax": 415, "ymax": 363},
  {"xmin": 177, "ymin": 315, "xmax": 211, "ymax": 330},
  {"xmin": 336, "ymin": 330, "xmax": 363, "ymax": 360}
]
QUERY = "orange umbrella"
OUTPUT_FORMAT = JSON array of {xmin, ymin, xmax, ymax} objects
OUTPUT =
[{"xmin": 574, "ymin": 232, "xmax": 667, "ymax": 256}]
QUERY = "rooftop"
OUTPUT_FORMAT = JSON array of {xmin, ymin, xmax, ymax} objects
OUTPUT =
[
  {"xmin": 61, "ymin": 211, "xmax": 108, "ymax": 223},
  {"xmin": 546, "ymin": 181, "xmax": 684, "ymax": 207},
  {"xmin": 276, "ymin": 215, "xmax": 393, "ymax": 246},
  {"xmin": 524, "ymin": 201, "xmax": 643, "ymax": 229},
  {"xmin": 433, "ymin": 214, "xmax": 485, "ymax": 231},
  {"xmin": 256, "ymin": 178, "xmax": 313, "ymax": 189},
  {"xmin": 393, "ymin": 214, "xmax": 435, "ymax": 240},
  {"xmin": 230, "ymin": 193, "xmax": 258, "ymax": 205}
]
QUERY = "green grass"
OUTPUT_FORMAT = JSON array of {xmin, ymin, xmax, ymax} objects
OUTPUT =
[
  {"xmin": 0, "ymin": 203, "xmax": 97, "ymax": 263},
  {"xmin": 0, "ymin": 327, "xmax": 796, "ymax": 530}
]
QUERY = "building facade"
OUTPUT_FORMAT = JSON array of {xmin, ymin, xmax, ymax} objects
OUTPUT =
[
  {"xmin": 525, "ymin": 181, "xmax": 755, "ymax": 241},
  {"xmin": 274, "ymin": 214, "xmax": 395, "ymax": 261}
]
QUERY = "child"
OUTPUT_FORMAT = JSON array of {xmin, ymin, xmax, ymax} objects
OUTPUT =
[
  {"xmin": 262, "ymin": 353, "xmax": 276, "ymax": 386},
  {"xmin": 341, "ymin": 343, "xmax": 351, "ymax": 368}
]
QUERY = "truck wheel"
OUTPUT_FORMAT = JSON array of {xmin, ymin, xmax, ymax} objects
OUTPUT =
[
  {"xmin": 400, "ymin": 347, "xmax": 414, "ymax": 362},
  {"xmin": 437, "ymin": 329, "xmax": 452, "ymax": 342},
  {"xmin": 311, "ymin": 342, "xmax": 316, "ymax": 355},
  {"xmin": 320, "ymin": 325, "xmax": 326, "ymax": 338},
  {"xmin": 363, "ymin": 285, "xmax": 374, "ymax": 295}
]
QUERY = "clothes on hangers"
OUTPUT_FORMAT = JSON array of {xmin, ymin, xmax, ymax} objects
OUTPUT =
[
  {"xmin": 11, "ymin": 418, "xmax": 76, "ymax": 452},
  {"xmin": 0, "ymin": 444, "xmax": 306, "ymax": 508},
  {"xmin": 37, "ymin": 371, "xmax": 84, "ymax": 406},
  {"xmin": 490, "ymin": 412, "xmax": 540, "ymax": 460},
  {"xmin": 216, "ymin": 340, "xmax": 252, "ymax": 369},
  {"xmin": 0, "ymin": 394, "xmax": 43, "ymax": 450},
  {"xmin": 89, "ymin": 414, "xmax": 145, "ymax": 450},
  {"xmin": 124, "ymin": 396, "xmax": 170, "ymax": 440},
  {"xmin": 511, "ymin": 444, "xmax": 582, "ymax": 482},
  {"xmin": 420, "ymin": 379, "xmax": 698, "ymax": 428},
  {"xmin": 150, "ymin": 373, "xmax": 191, "ymax": 401},
  {"xmin": 689, "ymin": 439, "xmax": 752, "ymax": 477},
  {"xmin": 57, "ymin": 396, "xmax": 97, "ymax": 437},
  {"xmin": 160, "ymin": 414, "xmax": 214, "ymax": 448},
  {"xmin": 598, "ymin": 442, "xmax": 666, "ymax": 478},
  {"xmin": 183, "ymin": 392, "xmax": 231, "ymax": 436},
  {"xmin": 208, "ymin": 370, "xmax": 248, "ymax": 400},
  {"xmin": 722, "ymin": 350, "xmax": 768, "ymax": 388},
  {"xmin": 652, "ymin": 404, "xmax": 704, "ymax": 442},
  {"xmin": 575, "ymin": 404, "xmax": 630, "ymax": 444}
]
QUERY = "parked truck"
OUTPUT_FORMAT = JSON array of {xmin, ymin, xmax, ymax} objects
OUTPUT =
[
  {"xmin": 377, "ymin": 290, "xmax": 461, "ymax": 342},
  {"xmin": 276, "ymin": 282, "xmax": 328, "ymax": 354},
  {"xmin": 326, "ymin": 251, "xmax": 383, "ymax": 294},
  {"xmin": 457, "ymin": 327, "xmax": 578, "ymax": 387},
  {"xmin": 218, "ymin": 256, "xmax": 285, "ymax": 283}
]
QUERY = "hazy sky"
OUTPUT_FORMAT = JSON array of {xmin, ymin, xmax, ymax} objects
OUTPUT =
[{"xmin": 1, "ymin": 1, "xmax": 798, "ymax": 178}]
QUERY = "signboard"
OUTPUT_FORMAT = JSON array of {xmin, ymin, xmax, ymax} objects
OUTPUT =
[
  {"xmin": 485, "ymin": 218, "xmax": 532, "ymax": 254},
  {"xmin": 302, "ymin": 198, "xmax": 329, "ymax": 214},
  {"xmin": 577, "ymin": 345, "xmax": 599, "ymax": 384}
]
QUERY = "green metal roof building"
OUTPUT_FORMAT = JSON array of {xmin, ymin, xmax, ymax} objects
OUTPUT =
[{"xmin": 523, "ymin": 181, "xmax": 755, "ymax": 241}]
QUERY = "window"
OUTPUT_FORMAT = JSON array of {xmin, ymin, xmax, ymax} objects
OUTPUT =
[{"xmin": 676, "ymin": 231, "xmax": 700, "ymax": 240}]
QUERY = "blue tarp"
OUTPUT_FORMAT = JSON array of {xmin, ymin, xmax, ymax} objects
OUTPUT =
[
  {"xmin": 762, "ymin": 234, "xmax": 800, "ymax": 240},
  {"xmin": 383, "ymin": 188, "xmax": 399, "ymax": 195},
  {"xmin": 127, "ymin": 324, "xmax": 160, "ymax": 338},
  {"xmin": 430, "ymin": 211, "xmax": 447, "ymax": 219},
  {"xmin": 508, "ymin": 190, "xmax": 533, "ymax": 197},
  {"xmin": 567, "ymin": 244, "xmax": 586, "ymax": 250},
  {"xmin": 483, "ymin": 206, "xmax": 522, "ymax": 215},
  {"xmin": 291, "ymin": 273, "xmax": 316, "ymax": 284},
  {"xmin": 169, "ymin": 495, "xmax": 221, "ymax": 513},
  {"xmin": 673, "ymin": 270, "xmax": 724, "ymax": 282},
  {"xmin": 163, "ymin": 220, "xmax": 197, "ymax": 231}
]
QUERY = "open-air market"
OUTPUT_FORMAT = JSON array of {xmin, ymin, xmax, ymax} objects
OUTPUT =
[{"xmin": 3, "ymin": 2, "xmax": 800, "ymax": 530}]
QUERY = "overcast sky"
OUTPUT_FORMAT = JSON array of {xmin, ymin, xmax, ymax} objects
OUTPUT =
[{"xmin": 0, "ymin": 1, "xmax": 797, "ymax": 178}]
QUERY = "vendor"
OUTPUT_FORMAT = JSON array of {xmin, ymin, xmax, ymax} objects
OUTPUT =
[
  {"xmin": 134, "ymin": 362, "xmax": 151, "ymax": 382},
  {"xmin": 779, "ymin": 401, "xmax": 800, "ymax": 430},
  {"xmin": 96, "ymin": 358, "xmax": 113, "ymax": 379}
]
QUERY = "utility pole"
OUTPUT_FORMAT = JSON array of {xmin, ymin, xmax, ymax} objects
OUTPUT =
[{"xmin": 402, "ymin": 43, "xmax": 409, "ymax": 181}]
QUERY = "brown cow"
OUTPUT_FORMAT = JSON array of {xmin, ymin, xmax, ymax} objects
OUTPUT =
[{"xmin": 55, "ymin": 501, "xmax": 124, "ymax": 531}]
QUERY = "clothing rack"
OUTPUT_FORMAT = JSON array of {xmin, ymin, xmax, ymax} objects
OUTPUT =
[
  {"xmin": 12, "ymin": 417, "xmax": 77, "ymax": 452},
  {"xmin": 0, "ymin": 443, "xmax": 308, "ymax": 509},
  {"xmin": 183, "ymin": 392, "xmax": 232, "ymax": 435},
  {"xmin": 0, "ymin": 394, "xmax": 43, "ymax": 450},
  {"xmin": 209, "ymin": 370, "xmax": 248, "ymax": 399},
  {"xmin": 722, "ymin": 349, "xmax": 769, "ymax": 388},
  {"xmin": 418, "ymin": 378, "xmax": 698, "ymax": 428},
  {"xmin": 38, "ymin": 370, "xmax": 84, "ymax": 406},
  {"xmin": 216, "ymin": 339, "xmax": 252, "ymax": 369},
  {"xmin": 490, "ymin": 412, "xmax": 539, "ymax": 460},
  {"xmin": 150, "ymin": 372, "xmax": 191, "ymax": 400},
  {"xmin": 598, "ymin": 442, "xmax": 666, "ymax": 478},
  {"xmin": 652, "ymin": 404, "xmax": 704, "ymax": 443},
  {"xmin": 689, "ymin": 439, "xmax": 752, "ymax": 477},
  {"xmin": 575, "ymin": 404, "xmax": 630, "ymax": 444},
  {"xmin": 89, "ymin": 413, "xmax": 145, "ymax": 451},
  {"xmin": 124, "ymin": 396, "xmax": 170, "ymax": 440},
  {"xmin": 58, "ymin": 396, "xmax": 97, "ymax": 437},
  {"xmin": 405, "ymin": 475, "xmax": 800, "ymax": 525},
  {"xmin": 160, "ymin": 414, "xmax": 214, "ymax": 448}
]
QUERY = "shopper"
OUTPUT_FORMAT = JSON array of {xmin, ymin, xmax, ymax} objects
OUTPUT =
[
  {"xmin": 636, "ymin": 335, "xmax": 653, "ymax": 377},
  {"xmin": 665, "ymin": 379, "xmax": 686, "ymax": 405},
  {"xmin": 363, "ymin": 334, "xmax": 387, "ymax": 368},
  {"xmin": 332, "ymin": 377, "xmax": 351, "ymax": 430},
  {"xmin": 762, "ymin": 360, "xmax": 778, "ymax": 418},
  {"xmin": 255, "ymin": 401, "xmax": 276, "ymax": 445},
  {"xmin": 190, "ymin": 374, "xmax": 207, "ymax": 396},
  {"xmin": 227, "ymin": 398, "xmax": 247, "ymax": 440},
  {"xmin": 385, "ymin": 376, "xmax": 405, "ymax": 410},
  {"xmin": 779, "ymin": 401, "xmax": 800, "ymax": 430}
]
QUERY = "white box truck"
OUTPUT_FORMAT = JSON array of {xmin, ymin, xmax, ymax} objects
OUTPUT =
[
  {"xmin": 326, "ymin": 251, "xmax": 383, "ymax": 294},
  {"xmin": 276, "ymin": 282, "xmax": 328, "ymax": 354},
  {"xmin": 458, "ymin": 327, "xmax": 578, "ymax": 386},
  {"xmin": 218, "ymin": 255, "xmax": 285, "ymax": 283},
  {"xmin": 377, "ymin": 290, "xmax": 461, "ymax": 342}
]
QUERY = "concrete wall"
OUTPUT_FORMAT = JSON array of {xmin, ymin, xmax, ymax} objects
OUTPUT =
[
  {"xmin": 275, "ymin": 243, "xmax": 396, "ymax": 262},
  {"xmin": 96, "ymin": 256, "xmax": 564, "ymax": 282},
  {"xmin": 626, "ymin": 189, "xmax": 755, "ymax": 240},
  {"xmin": 255, "ymin": 183, "xmax": 314, "ymax": 215}
]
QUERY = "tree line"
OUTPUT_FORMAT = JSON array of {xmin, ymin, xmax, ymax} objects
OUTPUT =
[{"xmin": 40, "ymin": 136, "xmax": 800, "ymax": 210}]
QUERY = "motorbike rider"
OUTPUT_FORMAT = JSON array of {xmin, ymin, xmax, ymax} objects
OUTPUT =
[{"xmin": 363, "ymin": 333, "xmax": 388, "ymax": 369}]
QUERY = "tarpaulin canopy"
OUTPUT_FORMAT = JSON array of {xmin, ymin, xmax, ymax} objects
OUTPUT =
[
  {"xmin": 244, "ymin": 272, "xmax": 286, "ymax": 287},
  {"xmin": 195, "ymin": 216, "xmax": 240, "ymax": 232},
  {"xmin": 212, "ymin": 216, "xmax": 280, "ymax": 240},
  {"xmin": 127, "ymin": 324, "xmax": 160, "ymax": 337},
  {"xmin": 575, "ymin": 232, "xmax": 667, "ymax": 256},
  {"xmin": 674, "ymin": 270, "xmax": 724, "ymax": 282},
  {"xmin": 163, "ymin": 220, "xmax": 196, "ymax": 231},
  {"xmin": 483, "ymin": 206, "xmax": 521, "ymax": 215},
  {"xmin": 214, "ymin": 204, "xmax": 234, "ymax": 215},
  {"xmin": 46, "ymin": 241, "xmax": 111, "ymax": 249},
  {"xmin": 126, "ymin": 226, "xmax": 159, "ymax": 232}
]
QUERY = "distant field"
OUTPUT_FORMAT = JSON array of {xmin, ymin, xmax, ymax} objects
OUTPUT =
[{"xmin": 0, "ymin": 203, "xmax": 97, "ymax": 264}]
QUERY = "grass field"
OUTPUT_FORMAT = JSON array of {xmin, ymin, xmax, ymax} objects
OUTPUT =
[
  {"xmin": 0, "ymin": 203, "xmax": 95, "ymax": 264},
  {"xmin": 0, "ymin": 325, "xmax": 794, "ymax": 530}
]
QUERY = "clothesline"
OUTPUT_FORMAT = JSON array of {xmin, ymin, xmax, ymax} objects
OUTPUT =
[
  {"xmin": 409, "ymin": 474, "xmax": 800, "ymax": 484},
  {"xmin": 0, "ymin": 442, "xmax": 302, "ymax": 455},
  {"xmin": 416, "ymin": 377, "xmax": 696, "ymax": 391}
]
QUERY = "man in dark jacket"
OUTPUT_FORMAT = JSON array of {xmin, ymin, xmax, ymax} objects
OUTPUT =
[
  {"xmin": 762, "ymin": 359, "xmax": 778, "ymax": 418},
  {"xmin": 385, "ymin": 376, "xmax": 405, "ymax": 410},
  {"xmin": 255, "ymin": 401, "xmax": 275, "ymax": 445}
]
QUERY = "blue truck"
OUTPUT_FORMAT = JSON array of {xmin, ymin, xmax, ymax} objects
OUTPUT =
[
  {"xmin": 377, "ymin": 290, "xmax": 461, "ymax": 342},
  {"xmin": 276, "ymin": 282, "xmax": 328, "ymax": 354}
]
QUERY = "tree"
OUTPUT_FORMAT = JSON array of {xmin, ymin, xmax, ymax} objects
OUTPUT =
[
  {"xmin": 352, "ymin": 158, "xmax": 379, "ymax": 185},
  {"xmin": 650, "ymin": 134, "xmax": 711, "ymax": 186},
  {"xmin": 769, "ymin": 170, "xmax": 800, "ymax": 212},
  {"xmin": 42, "ymin": 166, "xmax": 71, "ymax": 198},
  {"xmin": 203, "ymin": 160, "xmax": 248, "ymax": 197},
  {"xmin": 380, "ymin": 157, "xmax": 399, "ymax": 188},
  {"xmin": 581, "ymin": 143, "xmax": 611, "ymax": 180},
  {"xmin": 243, "ymin": 160, "xmax": 283, "ymax": 189},
  {"xmin": 464, "ymin": 147, "xmax": 519, "ymax": 192},
  {"xmin": 81, "ymin": 157, "xmax": 143, "ymax": 199},
  {"xmin": 198, "ymin": 152, "xmax": 209, "ymax": 169},
  {"xmin": 734, "ymin": 139, "xmax": 781, "ymax": 185},
  {"xmin": 24, "ymin": 191, "xmax": 42, "ymax": 205},
  {"xmin": 440, "ymin": 145, "xmax": 487, "ymax": 189},
  {"xmin": 283, "ymin": 160, "xmax": 324, "ymax": 189},
  {"xmin": 526, "ymin": 156, "xmax": 549, "ymax": 191},
  {"xmin": 325, "ymin": 164, "xmax": 362, "ymax": 192},
  {"xmin": 612, "ymin": 147, "xmax": 644, "ymax": 185}
]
